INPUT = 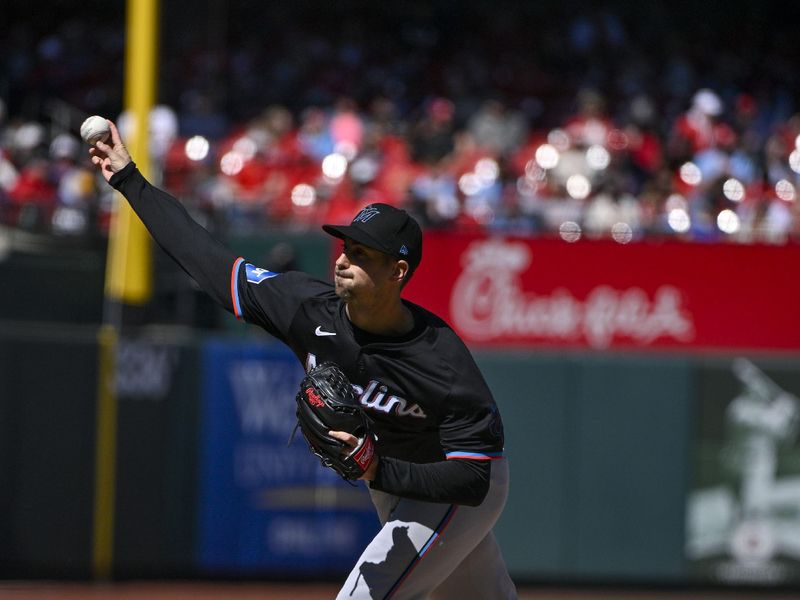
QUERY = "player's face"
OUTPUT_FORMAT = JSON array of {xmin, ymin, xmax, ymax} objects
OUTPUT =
[{"xmin": 334, "ymin": 239, "xmax": 397, "ymax": 301}]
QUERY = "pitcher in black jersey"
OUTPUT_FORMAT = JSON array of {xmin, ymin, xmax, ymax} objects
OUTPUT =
[{"xmin": 90, "ymin": 120, "xmax": 517, "ymax": 599}]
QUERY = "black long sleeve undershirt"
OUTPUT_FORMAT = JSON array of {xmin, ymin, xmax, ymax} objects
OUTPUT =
[
  {"xmin": 109, "ymin": 162, "xmax": 238, "ymax": 311},
  {"xmin": 108, "ymin": 163, "xmax": 492, "ymax": 507}
]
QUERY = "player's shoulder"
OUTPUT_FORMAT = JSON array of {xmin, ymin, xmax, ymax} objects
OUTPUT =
[
  {"xmin": 407, "ymin": 301, "xmax": 473, "ymax": 356},
  {"xmin": 410, "ymin": 304, "xmax": 492, "ymax": 402},
  {"xmin": 406, "ymin": 300, "xmax": 448, "ymax": 326}
]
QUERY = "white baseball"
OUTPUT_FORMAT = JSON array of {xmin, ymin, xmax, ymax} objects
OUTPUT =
[{"xmin": 80, "ymin": 115, "xmax": 110, "ymax": 145}]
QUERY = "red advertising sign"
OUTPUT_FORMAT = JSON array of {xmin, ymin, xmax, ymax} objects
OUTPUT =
[{"xmin": 403, "ymin": 233, "xmax": 800, "ymax": 352}]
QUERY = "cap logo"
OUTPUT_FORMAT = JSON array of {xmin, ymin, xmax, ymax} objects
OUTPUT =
[
  {"xmin": 399, "ymin": 245, "xmax": 409, "ymax": 255},
  {"xmin": 352, "ymin": 206, "xmax": 380, "ymax": 224}
]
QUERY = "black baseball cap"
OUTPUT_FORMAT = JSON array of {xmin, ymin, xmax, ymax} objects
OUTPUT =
[{"xmin": 323, "ymin": 203, "xmax": 423, "ymax": 272}]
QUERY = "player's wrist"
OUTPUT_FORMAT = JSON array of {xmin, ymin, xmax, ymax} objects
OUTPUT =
[
  {"xmin": 360, "ymin": 454, "xmax": 379, "ymax": 481},
  {"xmin": 108, "ymin": 161, "xmax": 137, "ymax": 189}
]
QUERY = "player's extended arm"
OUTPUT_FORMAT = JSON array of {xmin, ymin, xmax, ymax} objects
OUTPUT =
[{"xmin": 89, "ymin": 121, "xmax": 240, "ymax": 312}]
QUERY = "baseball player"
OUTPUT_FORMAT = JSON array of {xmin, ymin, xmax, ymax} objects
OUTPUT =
[{"xmin": 90, "ymin": 121, "xmax": 517, "ymax": 599}]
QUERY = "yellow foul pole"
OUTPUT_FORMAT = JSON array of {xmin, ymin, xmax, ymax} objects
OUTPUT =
[
  {"xmin": 106, "ymin": 0, "xmax": 157, "ymax": 304},
  {"xmin": 93, "ymin": 0, "xmax": 159, "ymax": 579}
]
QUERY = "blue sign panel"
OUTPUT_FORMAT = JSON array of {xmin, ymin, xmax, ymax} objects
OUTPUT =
[{"xmin": 197, "ymin": 340, "xmax": 377, "ymax": 574}]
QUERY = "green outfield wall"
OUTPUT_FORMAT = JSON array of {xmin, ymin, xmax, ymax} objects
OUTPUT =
[{"xmin": 479, "ymin": 352, "xmax": 693, "ymax": 583}]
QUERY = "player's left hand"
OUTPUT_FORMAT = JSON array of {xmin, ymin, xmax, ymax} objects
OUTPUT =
[
  {"xmin": 330, "ymin": 430, "xmax": 379, "ymax": 481},
  {"xmin": 294, "ymin": 362, "xmax": 376, "ymax": 481}
]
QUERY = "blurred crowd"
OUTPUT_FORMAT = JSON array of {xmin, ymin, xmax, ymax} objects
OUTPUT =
[{"xmin": 1, "ymin": 1, "xmax": 799, "ymax": 244}]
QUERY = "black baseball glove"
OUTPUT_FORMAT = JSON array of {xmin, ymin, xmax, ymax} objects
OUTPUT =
[{"xmin": 292, "ymin": 362, "xmax": 376, "ymax": 481}]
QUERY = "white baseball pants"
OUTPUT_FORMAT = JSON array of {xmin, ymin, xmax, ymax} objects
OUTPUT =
[{"xmin": 337, "ymin": 459, "xmax": 517, "ymax": 599}]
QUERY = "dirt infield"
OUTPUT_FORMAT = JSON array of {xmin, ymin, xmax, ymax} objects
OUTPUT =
[{"xmin": 0, "ymin": 582, "xmax": 798, "ymax": 600}]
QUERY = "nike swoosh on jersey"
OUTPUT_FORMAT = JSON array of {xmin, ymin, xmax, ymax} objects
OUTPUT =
[{"xmin": 315, "ymin": 326, "xmax": 337, "ymax": 336}]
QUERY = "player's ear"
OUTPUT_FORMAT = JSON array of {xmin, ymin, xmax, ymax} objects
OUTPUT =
[{"xmin": 392, "ymin": 259, "xmax": 410, "ymax": 284}]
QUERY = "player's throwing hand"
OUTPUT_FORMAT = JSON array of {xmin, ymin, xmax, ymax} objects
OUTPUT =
[{"xmin": 88, "ymin": 120, "xmax": 132, "ymax": 182}]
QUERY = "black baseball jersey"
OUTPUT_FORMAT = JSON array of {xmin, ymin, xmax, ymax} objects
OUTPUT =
[{"xmin": 110, "ymin": 163, "xmax": 506, "ymax": 506}]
